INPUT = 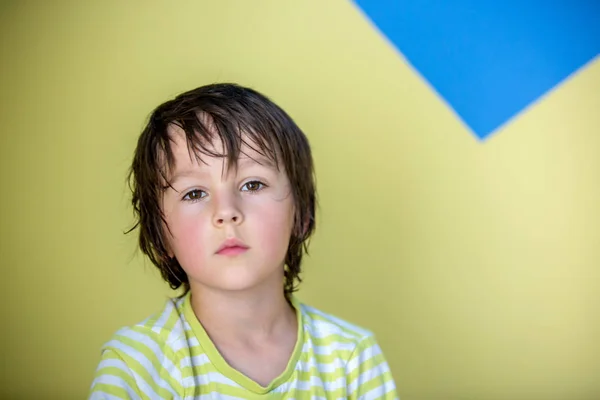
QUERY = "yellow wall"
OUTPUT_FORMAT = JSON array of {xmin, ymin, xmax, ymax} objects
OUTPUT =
[{"xmin": 1, "ymin": 1, "xmax": 598, "ymax": 399}]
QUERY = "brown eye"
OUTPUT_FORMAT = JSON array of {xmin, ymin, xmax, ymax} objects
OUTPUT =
[
  {"xmin": 182, "ymin": 189, "xmax": 207, "ymax": 201},
  {"xmin": 241, "ymin": 181, "xmax": 265, "ymax": 192}
]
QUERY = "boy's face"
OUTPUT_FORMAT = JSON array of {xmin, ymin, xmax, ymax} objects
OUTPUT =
[{"xmin": 161, "ymin": 126, "xmax": 295, "ymax": 294}]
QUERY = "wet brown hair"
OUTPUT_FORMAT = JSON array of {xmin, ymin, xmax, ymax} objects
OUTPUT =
[{"xmin": 127, "ymin": 83, "xmax": 316, "ymax": 299}]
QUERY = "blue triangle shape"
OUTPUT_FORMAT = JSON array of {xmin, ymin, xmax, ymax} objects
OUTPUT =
[{"xmin": 353, "ymin": 1, "xmax": 600, "ymax": 139}]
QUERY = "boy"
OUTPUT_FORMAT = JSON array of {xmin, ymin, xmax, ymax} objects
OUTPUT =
[{"xmin": 89, "ymin": 83, "xmax": 398, "ymax": 399}]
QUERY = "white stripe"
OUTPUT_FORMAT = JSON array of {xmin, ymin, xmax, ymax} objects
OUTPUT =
[
  {"xmin": 175, "ymin": 296, "xmax": 186, "ymax": 308},
  {"xmin": 305, "ymin": 323, "xmax": 359, "ymax": 340},
  {"xmin": 114, "ymin": 329, "xmax": 181, "ymax": 381},
  {"xmin": 303, "ymin": 317, "xmax": 366, "ymax": 341},
  {"xmin": 166, "ymin": 320, "xmax": 187, "ymax": 351},
  {"xmin": 96, "ymin": 357, "xmax": 134, "ymax": 373},
  {"xmin": 90, "ymin": 372, "xmax": 141, "ymax": 399},
  {"xmin": 185, "ymin": 393, "xmax": 244, "ymax": 400},
  {"xmin": 347, "ymin": 354, "xmax": 390, "ymax": 395},
  {"xmin": 363, "ymin": 377, "xmax": 398, "ymax": 400},
  {"xmin": 273, "ymin": 375, "xmax": 347, "ymax": 393},
  {"xmin": 152, "ymin": 301, "xmax": 174, "ymax": 332},
  {"xmin": 106, "ymin": 341, "xmax": 178, "ymax": 398},
  {"xmin": 301, "ymin": 304, "xmax": 372, "ymax": 337},
  {"xmin": 284, "ymin": 397, "xmax": 326, "ymax": 400},
  {"xmin": 89, "ymin": 393, "xmax": 135, "ymax": 400},
  {"xmin": 296, "ymin": 359, "xmax": 344, "ymax": 374},
  {"xmin": 184, "ymin": 332, "xmax": 200, "ymax": 347},
  {"xmin": 302, "ymin": 340, "xmax": 356, "ymax": 355},
  {"xmin": 180, "ymin": 354, "xmax": 211, "ymax": 368},
  {"xmin": 346, "ymin": 343, "xmax": 382, "ymax": 375},
  {"xmin": 168, "ymin": 332, "xmax": 187, "ymax": 353},
  {"xmin": 129, "ymin": 369, "xmax": 170, "ymax": 399},
  {"xmin": 182, "ymin": 371, "xmax": 241, "ymax": 388}
]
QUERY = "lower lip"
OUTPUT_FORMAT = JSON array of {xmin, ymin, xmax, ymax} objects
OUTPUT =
[{"xmin": 217, "ymin": 246, "xmax": 249, "ymax": 256}]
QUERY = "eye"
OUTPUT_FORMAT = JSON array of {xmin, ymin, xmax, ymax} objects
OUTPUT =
[
  {"xmin": 182, "ymin": 189, "xmax": 207, "ymax": 202},
  {"xmin": 241, "ymin": 180, "xmax": 266, "ymax": 192}
]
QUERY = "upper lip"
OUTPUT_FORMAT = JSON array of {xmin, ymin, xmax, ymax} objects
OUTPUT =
[{"xmin": 216, "ymin": 238, "xmax": 249, "ymax": 253}]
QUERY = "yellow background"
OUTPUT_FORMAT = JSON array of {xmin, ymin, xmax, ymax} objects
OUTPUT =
[{"xmin": 1, "ymin": 1, "xmax": 598, "ymax": 399}]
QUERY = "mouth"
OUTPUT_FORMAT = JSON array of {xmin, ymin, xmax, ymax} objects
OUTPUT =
[{"xmin": 216, "ymin": 238, "xmax": 249, "ymax": 256}]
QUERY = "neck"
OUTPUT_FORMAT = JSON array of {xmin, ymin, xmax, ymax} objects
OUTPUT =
[{"xmin": 188, "ymin": 277, "xmax": 296, "ymax": 345}]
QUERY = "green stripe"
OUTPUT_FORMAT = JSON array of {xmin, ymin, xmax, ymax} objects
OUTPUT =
[
  {"xmin": 347, "ymin": 353, "xmax": 386, "ymax": 384},
  {"xmin": 162, "ymin": 307, "xmax": 183, "ymax": 335},
  {"xmin": 115, "ymin": 327, "xmax": 183, "ymax": 393},
  {"xmin": 304, "ymin": 311, "xmax": 366, "ymax": 339},
  {"xmin": 354, "ymin": 369, "xmax": 395, "ymax": 397},
  {"xmin": 311, "ymin": 348, "xmax": 356, "ymax": 364},
  {"xmin": 111, "ymin": 348, "xmax": 181, "ymax": 398},
  {"xmin": 94, "ymin": 366, "xmax": 139, "ymax": 390},
  {"xmin": 309, "ymin": 332, "xmax": 357, "ymax": 347},
  {"xmin": 90, "ymin": 383, "xmax": 135, "ymax": 399}
]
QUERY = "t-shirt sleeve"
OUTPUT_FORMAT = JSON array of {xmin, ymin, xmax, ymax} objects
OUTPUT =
[
  {"xmin": 88, "ymin": 348, "xmax": 144, "ymax": 399},
  {"xmin": 88, "ymin": 327, "xmax": 184, "ymax": 399},
  {"xmin": 345, "ymin": 335, "xmax": 399, "ymax": 400}
]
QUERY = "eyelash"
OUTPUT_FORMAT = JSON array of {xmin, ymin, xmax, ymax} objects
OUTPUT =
[
  {"xmin": 182, "ymin": 189, "xmax": 207, "ymax": 203},
  {"xmin": 241, "ymin": 180, "xmax": 267, "ymax": 193},
  {"xmin": 181, "ymin": 180, "xmax": 267, "ymax": 203}
]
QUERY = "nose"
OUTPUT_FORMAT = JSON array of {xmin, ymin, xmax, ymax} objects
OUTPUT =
[{"xmin": 212, "ymin": 192, "xmax": 244, "ymax": 227}]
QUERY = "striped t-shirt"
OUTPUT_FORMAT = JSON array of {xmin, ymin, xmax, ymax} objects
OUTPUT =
[{"xmin": 89, "ymin": 293, "xmax": 398, "ymax": 399}]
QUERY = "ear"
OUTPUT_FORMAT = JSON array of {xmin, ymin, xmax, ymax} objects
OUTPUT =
[
  {"xmin": 161, "ymin": 216, "xmax": 175, "ymax": 258},
  {"xmin": 164, "ymin": 234, "xmax": 176, "ymax": 258},
  {"xmin": 297, "ymin": 213, "xmax": 311, "ymax": 238},
  {"xmin": 162, "ymin": 232, "xmax": 175, "ymax": 258},
  {"xmin": 303, "ymin": 216, "xmax": 310, "ymax": 236}
]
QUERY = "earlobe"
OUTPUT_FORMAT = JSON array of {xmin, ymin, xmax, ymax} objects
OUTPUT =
[
  {"xmin": 162, "ymin": 235, "xmax": 174, "ymax": 258},
  {"xmin": 297, "ymin": 213, "xmax": 311, "ymax": 238},
  {"xmin": 161, "ymin": 220, "xmax": 175, "ymax": 258},
  {"xmin": 165, "ymin": 238, "xmax": 175, "ymax": 258}
]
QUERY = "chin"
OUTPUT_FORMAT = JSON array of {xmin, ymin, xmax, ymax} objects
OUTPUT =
[{"xmin": 196, "ymin": 265, "xmax": 278, "ymax": 293}]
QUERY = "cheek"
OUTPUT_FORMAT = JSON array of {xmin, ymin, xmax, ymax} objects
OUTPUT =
[
  {"xmin": 251, "ymin": 200, "xmax": 295, "ymax": 257},
  {"xmin": 168, "ymin": 209, "xmax": 210, "ymax": 262}
]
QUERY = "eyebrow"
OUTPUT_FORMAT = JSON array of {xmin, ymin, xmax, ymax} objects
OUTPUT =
[
  {"xmin": 168, "ymin": 156, "xmax": 277, "ymax": 185},
  {"xmin": 236, "ymin": 156, "xmax": 277, "ymax": 170},
  {"xmin": 166, "ymin": 169, "xmax": 205, "ymax": 190}
]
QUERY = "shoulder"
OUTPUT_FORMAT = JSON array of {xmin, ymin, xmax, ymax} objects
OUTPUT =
[
  {"xmin": 90, "ymin": 296, "xmax": 190, "ymax": 398},
  {"xmin": 297, "ymin": 300, "xmax": 381, "ymax": 361},
  {"xmin": 101, "ymin": 295, "xmax": 189, "ymax": 364},
  {"xmin": 296, "ymin": 301, "xmax": 398, "ymax": 398},
  {"xmin": 298, "ymin": 300, "xmax": 374, "ymax": 340}
]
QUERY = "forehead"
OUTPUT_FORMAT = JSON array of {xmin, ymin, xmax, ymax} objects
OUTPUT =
[{"xmin": 165, "ymin": 123, "xmax": 279, "ymax": 174}]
